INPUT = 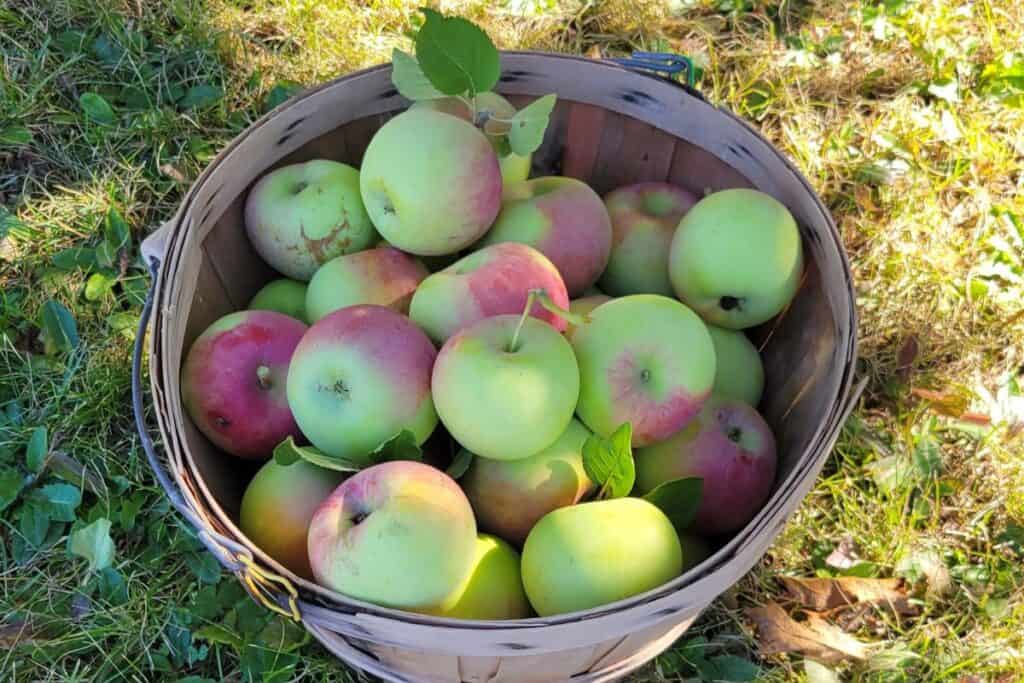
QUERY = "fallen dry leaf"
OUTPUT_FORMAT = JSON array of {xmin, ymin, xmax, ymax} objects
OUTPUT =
[
  {"xmin": 0, "ymin": 619, "xmax": 40, "ymax": 648},
  {"xmin": 746, "ymin": 602, "xmax": 869, "ymax": 665},
  {"xmin": 780, "ymin": 576, "xmax": 919, "ymax": 616},
  {"xmin": 896, "ymin": 335, "xmax": 919, "ymax": 384}
]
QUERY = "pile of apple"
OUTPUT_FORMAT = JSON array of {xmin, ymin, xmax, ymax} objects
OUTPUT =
[{"xmin": 181, "ymin": 80, "xmax": 803, "ymax": 619}]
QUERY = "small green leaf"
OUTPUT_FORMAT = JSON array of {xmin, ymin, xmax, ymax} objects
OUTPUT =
[
  {"xmin": 263, "ymin": 81, "xmax": 304, "ymax": 113},
  {"xmin": 0, "ymin": 125, "xmax": 32, "ymax": 146},
  {"xmin": 508, "ymin": 94, "xmax": 556, "ymax": 156},
  {"xmin": 997, "ymin": 523, "xmax": 1024, "ymax": 558},
  {"xmin": 96, "ymin": 567, "xmax": 128, "ymax": 604},
  {"xmin": 912, "ymin": 433, "xmax": 942, "ymax": 480},
  {"xmin": 79, "ymin": 92, "xmax": 116, "ymax": 124},
  {"xmin": 26, "ymin": 426, "xmax": 48, "ymax": 473},
  {"xmin": 36, "ymin": 482, "xmax": 82, "ymax": 522},
  {"xmin": 20, "ymin": 503, "xmax": 51, "ymax": 547},
  {"xmin": 186, "ymin": 551, "xmax": 222, "ymax": 584},
  {"xmin": 178, "ymin": 84, "xmax": 223, "ymax": 109},
  {"xmin": 368, "ymin": 430, "xmax": 424, "ymax": 464},
  {"xmin": 69, "ymin": 517, "xmax": 115, "ymax": 571},
  {"xmin": 0, "ymin": 468, "xmax": 24, "ymax": 512},
  {"xmin": 643, "ymin": 477, "xmax": 703, "ymax": 531},
  {"xmin": 55, "ymin": 30, "xmax": 87, "ymax": 54},
  {"xmin": 40, "ymin": 300, "xmax": 80, "ymax": 353},
  {"xmin": 104, "ymin": 206, "xmax": 131, "ymax": 253},
  {"xmin": 582, "ymin": 422, "xmax": 635, "ymax": 499},
  {"xmin": 702, "ymin": 654, "xmax": 760, "ymax": 682},
  {"xmin": 85, "ymin": 272, "xmax": 117, "ymax": 301},
  {"xmin": 414, "ymin": 8, "xmax": 500, "ymax": 97},
  {"xmin": 446, "ymin": 449, "xmax": 474, "ymax": 479},
  {"xmin": 1, "ymin": 206, "xmax": 23, "ymax": 241},
  {"xmin": 119, "ymin": 492, "xmax": 146, "ymax": 531},
  {"xmin": 391, "ymin": 48, "xmax": 445, "ymax": 101},
  {"xmin": 52, "ymin": 247, "xmax": 97, "ymax": 271},
  {"xmin": 195, "ymin": 623, "xmax": 244, "ymax": 649},
  {"xmin": 273, "ymin": 436, "xmax": 362, "ymax": 472}
]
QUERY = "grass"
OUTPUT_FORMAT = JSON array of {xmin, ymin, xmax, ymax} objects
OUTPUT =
[{"xmin": 2, "ymin": 0, "xmax": 1023, "ymax": 680}]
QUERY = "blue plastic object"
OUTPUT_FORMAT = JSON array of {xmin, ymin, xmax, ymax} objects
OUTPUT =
[{"xmin": 609, "ymin": 51, "xmax": 696, "ymax": 87}]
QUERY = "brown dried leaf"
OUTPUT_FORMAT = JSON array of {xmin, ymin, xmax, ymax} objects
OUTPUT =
[
  {"xmin": 780, "ymin": 576, "xmax": 918, "ymax": 616},
  {"xmin": 896, "ymin": 335, "xmax": 919, "ymax": 384},
  {"xmin": 911, "ymin": 388, "xmax": 970, "ymax": 417},
  {"xmin": 46, "ymin": 450, "xmax": 107, "ymax": 496},
  {"xmin": 0, "ymin": 619, "xmax": 41, "ymax": 648},
  {"xmin": 746, "ymin": 602, "xmax": 869, "ymax": 665}
]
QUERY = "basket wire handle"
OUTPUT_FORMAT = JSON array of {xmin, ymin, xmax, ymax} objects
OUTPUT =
[{"xmin": 133, "ymin": 255, "xmax": 302, "ymax": 622}]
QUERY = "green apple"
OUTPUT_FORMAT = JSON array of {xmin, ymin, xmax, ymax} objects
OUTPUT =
[
  {"xmin": 420, "ymin": 534, "xmax": 532, "ymax": 620},
  {"xmin": 669, "ymin": 188, "xmax": 803, "ymax": 329},
  {"xmin": 599, "ymin": 182, "xmax": 697, "ymax": 296},
  {"xmin": 432, "ymin": 314, "xmax": 580, "ymax": 461},
  {"xmin": 249, "ymin": 279, "xmax": 309, "ymax": 323},
  {"xmin": 565, "ymin": 293, "xmax": 611, "ymax": 341},
  {"xmin": 461, "ymin": 418, "xmax": 594, "ymax": 545},
  {"xmin": 359, "ymin": 109, "xmax": 502, "ymax": 255},
  {"xmin": 411, "ymin": 92, "xmax": 531, "ymax": 185},
  {"xmin": 307, "ymin": 461, "xmax": 476, "ymax": 609},
  {"xmin": 245, "ymin": 160, "xmax": 377, "ymax": 280},
  {"xmin": 239, "ymin": 459, "xmax": 344, "ymax": 579},
  {"xmin": 521, "ymin": 497, "xmax": 682, "ymax": 616},
  {"xmin": 286, "ymin": 305, "xmax": 438, "ymax": 462},
  {"xmin": 305, "ymin": 246, "xmax": 428, "ymax": 322},
  {"xmin": 479, "ymin": 177, "xmax": 613, "ymax": 296},
  {"xmin": 706, "ymin": 325, "xmax": 764, "ymax": 406},
  {"xmin": 571, "ymin": 294, "xmax": 715, "ymax": 447}
]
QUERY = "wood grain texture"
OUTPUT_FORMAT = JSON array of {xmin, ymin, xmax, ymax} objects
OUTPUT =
[
  {"xmin": 562, "ymin": 103, "xmax": 607, "ymax": 181},
  {"xmin": 668, "ymin": 140, "xmax": 755, "ymax": 197}
]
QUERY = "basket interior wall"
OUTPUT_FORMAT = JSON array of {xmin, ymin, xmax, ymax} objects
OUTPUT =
[{"xmin": 179, "ymin": 98, "xmax": 836, "ymax": 536}]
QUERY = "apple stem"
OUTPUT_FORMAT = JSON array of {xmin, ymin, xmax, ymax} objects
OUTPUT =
[
  {"xmin": 256, "ymin": 365, "xmax": 272, "ymax": 390},
  {"xmin": 507, "ymin": 290, "xmax": 539, "ymax": 353},
  {"xmin": 536, "ymin": 291, "xmax": 588, "ymax": 327}
]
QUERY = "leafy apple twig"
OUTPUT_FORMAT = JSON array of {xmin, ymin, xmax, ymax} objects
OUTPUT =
[
  {"xmin": 391, "ymin": 9, "xmax": 557, "ymax": 157},
  {"xmin": 582, "ymin": 423, "xmax": 636, "ymax": 500},
  {"xmin": 273, "ymin": 431, "xmax": 422, "ymax": 472}
]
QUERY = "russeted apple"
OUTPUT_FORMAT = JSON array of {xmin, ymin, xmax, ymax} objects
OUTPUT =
[
  {"xmin": 286, "ymin": 305, "xmax": 438, "ymax": 463},
  {"xmin": 479, "ymin": 176, "xmax": 613, "ymax": 296},
  {"xmin": 432, "ymin": 314, "xmax": 580, "ymax": 461},
  {"xmin": 707, "ymin": 325, "xmax": 764, "ymax": 406},
  {"xmin": 461, "ymin": 418, "xmax": 594, "ymax": 545},
  {"xmin": 359, "ymin": 109, "xmax": 502, "ymax": 255},
  {"xmin": 181, "ymin": 310, "xmax": 306, "ymax": 459},
  {"xmin": 245, "ymin": 160, "xmax": 377, "ymax": 280},
  {"xmin": 521, "ymin": 497, "xmax": 682, "ymax": 616},
  {"xmin": 634, "ymin": 398, "xmax": 777, "ymax": 535},
  {"xmin": 600, "ymin": 182, "xmax": 697, "ymax": 297},
  {"xmin": 419, "ymin": 534, "xmax": 532, "ymax": 620},
  {"xmin": 307, "ymin": 461, "xmax": 477, "ymax": 609},
  {"xmin": 305, "ymin": 246, "xmax": 428, "ymax": 322},
  {"xmin": 409, "ymin": 242, "xmax": 570, "ymax": 345},
  {"xmin": 412, "ymin": 92, "xmax": 532, "ymax": 186},
  {"xmin": 669, "ymin": 188, "xmax": 803, "ymax": 329},
  {"xmin": 249, "ymin": 278, "xmax": 308, "ymax": 323},
  {"xmin": 571, "ymin": 295, "xmax": 716, "ymax": 447},
  {"xmin": 239, "ymin": 459, "xmax": 344, "ymax": 579}
]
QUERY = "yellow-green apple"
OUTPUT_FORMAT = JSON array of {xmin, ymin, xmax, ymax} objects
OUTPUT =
[
  {"xmin": 479, "ymin": 177, "xmax": 612, "ymax": 296},
  {"xmin": 432, "ymin": 314, "xmax": 579, "ymax": 461},
  {"xmin": 571, "ymin": 295, "xmax": 715, "ymax": 447},
  {"xmin": 305, "ymin": 246, "xmax": 428, "ymax": 322},
  {"xmin": 461, "ymin": 418, "xmax": 594, "ymax": 545},
  {"xmin": 599, "ymin": 182, "xmax": 697, "ymax": 296},
  {"xmin": 286, "ymin": 305, "xmax": 438, "ymax": 462},
  {"xmin": 420, "ymin": 534, "xmax": 532, "ymax": 620},
  {"xmin": 181, "ymin": 310, "xmax": 306, "ymax": 459},
  {"xmin": 521, "ymin": 497, "xmax": 682, "ymax": 616},
  {"xmin": 245, "ymin": 160, "xmax": 376, "ymax": 280},
  {"xmin": 634, "ymin": 398, "xmax": 777, "ymax": 535},
  {"xmin": 239, "ymin": 459, "xmax": 344, "ymax": 579},
  {"xmin": 249, "ymin": 278, "xmax": 308, "ymax": 323},
  {"xmin": 411, "ymin": 92, "xmax": 532, "ymax": 186},
  {"xmin": 307, "ymin": 461, "xmax": 476, "ymax": 608},
  {"xmin": 409, "ymin": 242, "xmax": 569, "ymax": 345},
  {"xmin": 565, "ymin": 293, "xmax": 611, "ymax": 341},
  {"xmin": 707, "ymin": 325, "xmax": 764, "ymax": 406},
  {"xmin": 679, "ymin": 533, "xmax": 712, "ymax": 572},
  {"xmin": 359, "ymin": 109, "xmax": 501, "ymax": 255},
  {"xmin": 669, "ymin": 188, "xmax": 803, "ymax": 329}
]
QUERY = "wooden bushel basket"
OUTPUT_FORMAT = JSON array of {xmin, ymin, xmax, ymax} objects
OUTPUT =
[{"xmin": 132, "ymin": 52, "xmax": 861, "ymax": 682}]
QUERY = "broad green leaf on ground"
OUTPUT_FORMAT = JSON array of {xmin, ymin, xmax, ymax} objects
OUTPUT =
[
  {"xmin": 508, "ymin": 94, "xmax": 556, "ymax": 156},
  {"xmin": 186, "ymin": 551, "xmax": 222, "ymax": 585},
  {"xmin": 391, "ymin": 48, "xmax": 444, "ymax": 101},
  {"xmin": 414, "ymin": 9, "xmax": 500, "ymax": 96},
  {"xmin": 0, "ymin": 468, "xmax": 24, "ymax": 512},
  {"xmin": 446, "ymin": 449, "xmax": 473, "ymax": 479},
  {"xmin": 48, "ymin": 450, "xmax": 107, "ymax": 495},
  {"xmin": 79, "ymin": 92, "xmax": 115, "ymax": 124},
  {"xmin": 96, "ymin": 206, "xmax": 131, "ymax": 269},
  {"xmin": 700, "ymin": 655, "xmax": 761, "ymax": 682},
  {"xmin": 273, "ymin": 436, "xmax": 362, "ymax": 472},
  {"xmin": 582, "ymin": 422, "xmax": 635, "ymax": 499},
  {"xmin": 26, "ymin": 426, "xmax": 48, "ymax": 473},
  {"xmin": 912, "ymin": 432, "xmax": 942, "ymax": 479},
  {"xmin": 119, "ymin": 492, "xmax": 146, "ymax": 531},
  {"xmin": 368, "ymin": 430, "xmax": 424, "ymax": 464},
  {"xmin": 643, "ymin": 477, "xmax": 703, "ymax": 531},
  {"xmin": 69, "ymin": 518, "xmax": 115, "ymax": 571},
  {"xmin": 40, "ymin": 300, "xmax": 80, "ymax": 353},
  {"xmin": 263, "ymin": 81, "xmax": 304, "ymax": 113},
  {"xmin": 0, "ymin": 125, "xmax": 32, "ymax": 146},
  {"xmin": 178, "ymin": 84, "xmax": 223, "ymax": 109},
  {"xmin": 19, "ymin": 503, "xmax": 50, "ymax": 547},
  {"xmin": 52, "ymin": 247, "xmax": 97, "ymax": 271},
  {"xmin": 194, "ymin": 623, "xmax": 244, "ymax": 649},
  {"xmin": 1, "ymin": 206, "xmax": 23, "ymax": 242},
  {"xmin": 85, "ymin": 272, "xmax": 117, "ymax": 301},
  {"xmin": 34, "ymin": 483, "xmax": 82, "ymax": 522},
  {"xmin": 95, "ymin": 567, "xmax": 128, "ymax": 605}
]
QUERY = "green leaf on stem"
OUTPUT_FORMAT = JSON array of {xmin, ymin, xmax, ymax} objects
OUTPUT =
[
  {"xmin": 272, "ymin": 436, "xmax": 363, "ymax": 472},
  {"xmin": 26, "ymin": 426, "xmax": 48, "ymax": 473},
  {"xmin": 367, "ymin": 430, "xmax": 424, "ymax": 464},
  {"xmin": 391, "ymin": 48, "xmax": 445, "ymax": 101},
  {"xmin": 643, "ymin": 477, "xmax": 704, "ymax": 531},
  {"xmin": 508, "ymin": 94, "xmax": 556, "ymax": 156},
  {"xmin": 414, "ymin": 8, "xmax": 500, "ymax": 97},
  {"xmin": 582, "ymin": 423, "xmax": 635, "ymax": 499}
]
